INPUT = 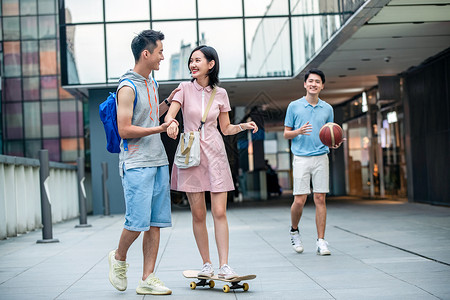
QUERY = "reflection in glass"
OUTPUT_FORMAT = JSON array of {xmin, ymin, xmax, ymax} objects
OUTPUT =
[
  {"xmin": 244, "ymin": 0, "xmax": 288, "ymax": 16},
  {"xmin": 38, "ymin": 0, "xmax": 55, "ymax": 14},
  {"xmin": 291, "ymin": 15, "xmax": 340, "ymax": 73},
  {"xmin": 6, "ymin": 141, "xmax": 24, "ymax": 157},
  {"xmin": 6, "ymin": 103, "xmax": 23, "ymax": 139},
  {"xmin": 43, "ymin": 139, "xmax": 60, "ymax": 161},
  {"xmin": 2, "ymin": 0, "xmax": 19, "ymax": 16},
  {"xmin": 105, "ymin": 0, "xmax": 149, "ymax": 22},
  {"xmin": 65, "ymin": 0, "xmax": 103, "ymax": 23},
  {"xmin": 198, "ymin": 0, "xmax": 242, "ymax": 18},
  {"xmin": 60, "ymin": 101, "xmax": 78, "ymax": 137},
  {"xmin": 39, "ymin": 40, "xmax": 57, "ymax": 75},
  {"xmin": 61, "ymin": 138, "xmax": 79, "ymax": 162},
  {"xmin": 21, "ymin": 16, "xmax": 38, "ymax": 39},
  {"xmin": 199, "ymin": 20, "xmax": 244, "ymax": 79},
  {"xmin": 151, "ymin": 0, "xmax": 196, "ymax": 20},
  {"xmin": 41, "ymin": 76, "xmax": 58, "ymax": 100},
  {"xmin": 22, "ymin": 41, "xmax": 39, "ymax": 76},
  {"xmin": 245, "ymin": 18, "xmax": 291, "ymax": 77},
  {"xmin": 25, "ymin": 140, "xmax": 42, "ymax": 158},
  {"xmin": 20, "ymin": 0, "xmax": 37, "ymax": 15},
  {"xmin": 24, "ymin": 102, "xmax": 41, "ymax": 138},
  {"xmin": 152, "ymin": 21, "xmax": 197, "ymax": 81},
  {"xmin": 39, "ymin": 15, "xmax": 56, "ymax": 39},
  {"xmin": 23, "ymin": 77, "xmax": 40, "ymax": 100},
  {"xmin": 106, "ymin": 22, "xmax": 151, "ymax": 82},
  {"xmin": 42, "ymin": 101, "xmax": 60, "ymax": 138},
  {"xmin": 3, "ymin": 17, "xmax": 20, "ymax": 40},
  {"xmin": 68, "ymin": 24, "xmax": 105, "ymax": 84},
  {"xmin": 290, "ymin": 0, "xmax": 339, "ymax": 15},
  {"xmin": 4, "ymin": 78, "xmax": 22, "ymax": 101}
]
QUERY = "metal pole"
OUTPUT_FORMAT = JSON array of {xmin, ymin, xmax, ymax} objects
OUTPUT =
[
  {"xmin": 37, "ymin": 150, "xmax": 59, "ymax": 243},
  {"xmin": 75, "ymin": 157, "xmax": 91, "ymax": 228},
  {"xmin": 101, "ymin": 162, "xmax": 110, "ymax": 216}
]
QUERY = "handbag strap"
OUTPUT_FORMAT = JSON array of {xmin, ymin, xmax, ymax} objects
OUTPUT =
[
  {"xmin": 198, "ymin": 87, "xmax": 217, "ymax": 131},
  {"xmin": 180, "ymin": 132, "xmax": 195, "ymax": 164}
]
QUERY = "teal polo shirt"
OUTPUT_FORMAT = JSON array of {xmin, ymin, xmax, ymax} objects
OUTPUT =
[{"xmin": 284, "ymin": 97, "xmax": 334, "ymax": 156}]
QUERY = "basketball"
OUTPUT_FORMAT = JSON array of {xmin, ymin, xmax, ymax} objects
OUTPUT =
[{"xmin": 319, "ymin": 123, "xmax": 343, "ymax": 148}]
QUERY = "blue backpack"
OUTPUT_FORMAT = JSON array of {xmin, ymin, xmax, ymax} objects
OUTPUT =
[{"xmin": 99, "ymin": 79, "xmax": 137, "ymax": 153}]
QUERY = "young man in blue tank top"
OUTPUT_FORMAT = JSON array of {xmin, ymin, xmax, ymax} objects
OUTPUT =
[{"xmin": 284, "ymin": 69, "xmax": 342, "ymax": 256}]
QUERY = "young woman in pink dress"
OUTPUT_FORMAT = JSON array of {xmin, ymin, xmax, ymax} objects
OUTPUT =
[{"xmin": 165, "ymin": 45, "xmax": 257, "ymax": 279}]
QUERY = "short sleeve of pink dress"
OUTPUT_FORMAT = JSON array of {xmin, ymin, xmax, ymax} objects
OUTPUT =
[{"xmin": 171, "ymin": 80, "xmax": 234, "ymax": 193}]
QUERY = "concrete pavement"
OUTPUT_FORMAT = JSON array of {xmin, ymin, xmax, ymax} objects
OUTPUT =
[{"xmin": 1, "ymin": 197, "xmax": 449, "ymax": 299}]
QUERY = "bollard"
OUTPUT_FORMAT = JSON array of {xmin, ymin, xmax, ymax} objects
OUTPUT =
[
  {"xmin": 75, "ymin": 157, "xmax": 91, "ymax": 228},
  {"xmin": 37, "ymin": 150, "xmax": 59, "ymax": 243},
  {"xmin": 101, "ymin": 162, "xmax": 110, "ymax": 216}
]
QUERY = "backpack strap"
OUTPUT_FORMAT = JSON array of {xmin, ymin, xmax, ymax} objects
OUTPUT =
[{"xmin": 118, "ymin": 79, "xmax": 138, "ymax": 151}]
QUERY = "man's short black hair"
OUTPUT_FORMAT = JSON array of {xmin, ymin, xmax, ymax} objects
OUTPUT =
[
  {"xmin": 131, "ymin": 30, "xmax": 164, "ymax": 62},
  {"xmin": 304, "ymin": 68, "xmax": 326, "ymax": 84}
]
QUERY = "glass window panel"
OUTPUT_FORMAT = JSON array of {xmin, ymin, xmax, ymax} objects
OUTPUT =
[
  {"xmin": 277, "ymin": 131, "xmax": 289, "ymax": 152},
  {"xmin": 61, "ymin": 138, "xmax": 78, "ymax": 162},
  {"xmin": 68, "ymin": 24, "xmax": 106, "ymax": 84},
  {"xmin": 151, "ymin": 21, "xmax": 197, "ymax": 81},
  {"xmin": 43, "ymin": 139, "xmax": 60, "ymax": 161},
  {"xmin": 278, "ymin": 171, "xmax": 291, "ymax": 189},
  {"xmin": 264, "ymin": 153, "xmax": 277, "ymax": 169},
  {"xmin": 198, "ymin": 0, "xmax": 242, "ymax": 18},
  {"xmin": 21, "ymin": 16, "xmax": 38, "ymax": 39},
  {"xmin": 38, "ymin": 0, "xmax": 55, "ymax": 14},
  {"xmin": 39, "ymin": 15, "xmax": 56, "ymax": 39},
  {"xmin": 4, "ymin": 78, "xmax": 22, "ymax": 101},
  {"xmin": 41, "ymin": 76, "xmax": 58, "ymax": 100},
  {"xmin": 2, "ymin": 0, "xmax": 19, "ymax": 16},
  {"xmin": 6, "ymin": 141, "xmax": 24, "ymax": 157},
  {"xmin": 4, "ymin": 41, "xmax": 21, "ymax": 77},
  {"xmin": 40, "ymin": 39, "xmax": 57, "ymax": 75},
  {"xmin": 244, "ymin": 0, "xmax": 288, "ymax": 16},
  {"xmin": 290, "ymin": 0, "xmax": 339, "ymax": 14},
  {"xmin": 23, "ymin": 77, "xmax": 40, "ymax": 100},
  {"xmin": 60, "ymin": 101, "xmax": 78, "ymax": 137},
  {"xmin": 22, "ymin": 40, "xmax": 39, "ymax": 76},
  {"xmin": 24, "ymin": 102, "xmax": 41, "ymax": 138},
  {"xmin": 65, "ymin": 0, "xmax": 104, "ymax": 23},
  {"xmin": 105, "ymin": 0, "xmax": 149, "ymax": 22},
  {"xmin": 277, "ymin": 152, "xmax": 291, "ymax": 170},
  {"xmin": 264, "ymin": 140, "xmax": 277, "ymax": 154},
  {"xmin": 151, "ymin": 0, "xmax": 196, "ymax": 20},
  {"xmin": 5, "ymin": 103, "xmax": 23, "ymax": 139},
  {"xmin": 42, "ymin": 101, "xmax": 60, "ymax": 138},
  {"xmin": 0, "ymin": 20, "xmax": 3, "ymax": 42},
  {"xmin": 105, "ymin": 22, "xmax": 151, "ymax": 82},
  {"xmin": 3, "ymin": 17, "xmax": 20, "ymax": 40},
  {"xmin": 292, "ymin": 16, "xmax": 326, "ymax": 72},
  {"xmin": 20, "ymin": 0, "xmax": 37, "ymax": 15},
  {"xmin": 25, "ymin": 140, "xmax": 41, "ymax": 158},
  {"xmin": 198, "ymin": 20, "xmax": 244, "ymax": 79},
  {"xmin": 245, "ymin": 18, "xmax": 291, "ymax": 77}
]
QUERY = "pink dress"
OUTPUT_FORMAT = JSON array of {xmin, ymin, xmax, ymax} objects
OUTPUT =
[{"xmin": 171, "ymin": 80, "xmax": 235, "ymax": 193}]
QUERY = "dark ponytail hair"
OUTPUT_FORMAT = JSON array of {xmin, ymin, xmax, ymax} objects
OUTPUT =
[{"xmin": 189, "ymin": 45, "xmax": 220, "ymax": 88}]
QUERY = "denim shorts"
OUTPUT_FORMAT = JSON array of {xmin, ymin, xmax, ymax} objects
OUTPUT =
[
  {"xmin": 292, "ymin": 154, "xmax": 329, "ymax": 195},
  {"xmin": 121, "ymin": 165, "xmax": 172, "ymax": 231}
]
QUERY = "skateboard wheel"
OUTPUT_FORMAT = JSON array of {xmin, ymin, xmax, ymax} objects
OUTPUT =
[
  {"xmin": 223, "ymin": 285, "xmax": 230, "ymax": 293},
  {"xmin": 209, "ymin": 280, "xmax": 215, "ymax": 288},
  {"xmin": 190, "ymin": 282, "xmax": 196, "ymax": 289},
  {"xmin": 243, "ymin": 282, "xmax": 249, "ymax": 291}
]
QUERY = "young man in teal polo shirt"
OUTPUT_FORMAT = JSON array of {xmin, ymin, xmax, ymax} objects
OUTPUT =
[{"xmin": 284, "ymin": 68, "xmax": 342, "ymax": 255}]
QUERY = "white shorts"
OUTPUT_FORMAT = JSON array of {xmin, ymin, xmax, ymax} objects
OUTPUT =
[{"xmin": 292, "ymin": 154, "xmax": 329, "ymax": 195}]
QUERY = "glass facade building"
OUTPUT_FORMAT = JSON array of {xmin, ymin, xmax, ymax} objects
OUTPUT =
[
  {"xmin": 1, "ymin": 0, "xmax": 86, "ymax": 162},
  {"xmin": 60, "ymin": 0, "xmax": 364, "ymax": 86}
]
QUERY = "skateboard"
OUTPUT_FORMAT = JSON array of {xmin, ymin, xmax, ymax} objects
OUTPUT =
[{"xmin": 182, "ymin": 270, "xmax": 256, "ymax": 293}]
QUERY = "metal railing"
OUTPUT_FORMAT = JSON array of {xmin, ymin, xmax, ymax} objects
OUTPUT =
[{"xmin": 0, "ymin": 153, "xmax": 80, "ymax": 240}]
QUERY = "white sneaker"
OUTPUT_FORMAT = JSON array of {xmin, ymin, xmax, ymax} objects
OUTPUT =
[
  {"xmin": 218, "ymin": 264, "xmax": 238, "ymax": 280},
  {"xmin": 290, "ymin": 229, "xmax": 304, "ymax": 253},
  {"xmin": 316, "ymin": 239, "xmax": 331, "ymax": 255},
  {"xmin": 136, "ymin": 273, "xmax": 172, "ymax": 295},
  {"xmin": 108, "ymin": 250, "xmax": 128, "ymax": 291},
  {"xmin": 198, "ymin": 262, "xmax": 214, "ymax": 277}
]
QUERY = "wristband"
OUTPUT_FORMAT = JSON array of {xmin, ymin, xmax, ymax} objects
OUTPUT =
[
  {"xmin": 238, "ymin": 124, "xmax": 244, "ymax": 132},
  {"xmin": 164, "ymin": 98, "xmax": 170, "ymax": 106}
]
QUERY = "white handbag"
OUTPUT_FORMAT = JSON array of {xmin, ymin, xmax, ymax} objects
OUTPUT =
[{"xmin": 174, "ymin": 88, "xmax": 216, "ymax": 169}]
